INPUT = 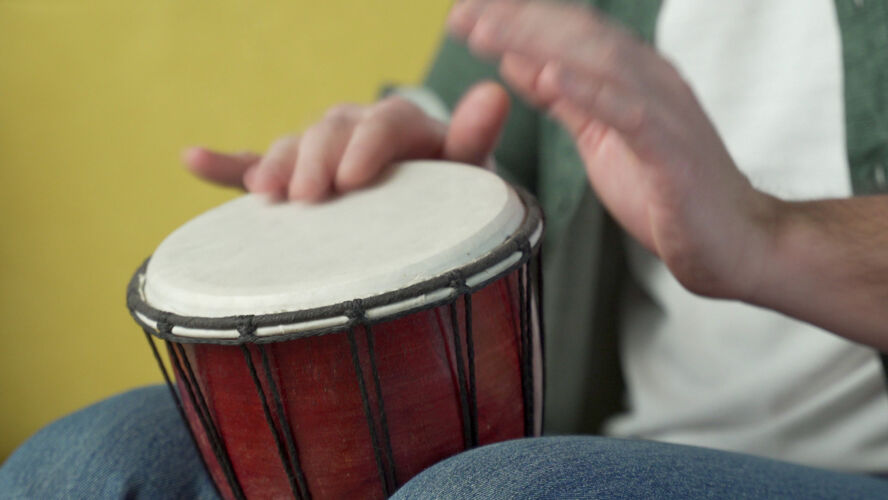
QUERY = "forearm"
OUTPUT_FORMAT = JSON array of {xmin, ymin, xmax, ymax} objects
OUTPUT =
[{"xmin": 751, "ymin": 195, "xmax": 888, "ymax": 350}]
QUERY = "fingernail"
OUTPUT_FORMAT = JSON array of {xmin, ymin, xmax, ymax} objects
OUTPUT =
[{"xmin": 181, "ymin": 146, "xmax": 206, "ymax": 166}]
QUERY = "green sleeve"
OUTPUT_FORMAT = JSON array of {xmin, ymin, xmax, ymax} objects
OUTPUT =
[{"xmin": 422, "ymin": 36, "xmax": 540, "ymax": 194}]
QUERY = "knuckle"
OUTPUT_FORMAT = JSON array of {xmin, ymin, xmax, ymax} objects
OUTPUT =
[
  {"xmin": 623, "ymin": 102, "xmax": 651, "ymax": 135},
  {"xmin": 269, "ymin": 134, "xmax": 297, "ymax": 150},
  {"xmin": 324, "ymin": 103, "xmax": 359, "ymax": 122},
  {"xmin": 359, "ymin": 115, "xmax": 398, "ymax": 144},
  {"xmin": 265, "ymin": 134, "xmax": 299, "ymax": 159},
  {"xmin": 364, "ymin": 103, "xmax": 406, "ymax": 131},
  {"xmin": 376, "ymin": 95, "xmax": 418, "ymax": 118},
  {"xmin": 596, "ymin": 41, "xmax": 624, "ymax": 80},
  {"xmin": 300, "ymin": 122, "xmax": 326, "ymax": 143}
]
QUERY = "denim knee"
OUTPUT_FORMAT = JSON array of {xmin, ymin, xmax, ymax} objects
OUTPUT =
[
  {"xmin": 0, "ymin": 385, "xmax": 218, "ymax": 500},
  {"xmin": 392, "ymin": 436, "xmax": 888, "ymax": 499}
]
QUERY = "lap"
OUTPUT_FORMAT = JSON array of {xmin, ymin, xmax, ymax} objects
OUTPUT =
[
  {"xmin": 0, "ymin": 385, "xmax": 219, "ymax": 500},
  {"xmin": 392, "ymin": 436, "xmax": 888, "ymax": 499},
  {"xmin": 4, "ymin": 386, "xmax": 887, "ymax": 499}
]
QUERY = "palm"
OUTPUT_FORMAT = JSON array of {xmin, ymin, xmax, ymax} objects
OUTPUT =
[
  {"xmin": 578, "ymin": 124, "xmax": 766, "ymax": 299},
  {"xmin": 581, "ymin": 128, "xmax": 658, "ymax": 253}
]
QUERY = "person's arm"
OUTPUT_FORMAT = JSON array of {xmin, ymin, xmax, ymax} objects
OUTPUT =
[
  {"xmin": 448, "ymin": 0, "xmax": 888, "ymax": 348},
  {"xmin": 753, "ymin": 196, "xmax": 888, "ymax": 349}
]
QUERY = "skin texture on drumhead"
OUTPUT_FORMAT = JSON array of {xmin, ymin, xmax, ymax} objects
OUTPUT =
[{"xmin": 144, "ymin": 161, "xmax": 525, "ymax": 317}]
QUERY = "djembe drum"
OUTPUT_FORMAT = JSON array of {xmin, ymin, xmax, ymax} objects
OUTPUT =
[{"xmin": 127, "ymin": 160, "xmax": 544, "ymax": 499}]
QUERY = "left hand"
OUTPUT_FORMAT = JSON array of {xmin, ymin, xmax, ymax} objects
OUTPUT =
[{"xmin": 448, "ymin": 0, "xmax": 780, "ymax": 301}]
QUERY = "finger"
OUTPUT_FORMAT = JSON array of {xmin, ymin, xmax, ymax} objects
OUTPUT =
[
  {"xmin": 182, "ymin": 147, "xmax": 260, "ymax": 189},
  {"xmin": 498, "ymin": 53, "xmax": 621, "ymax": 152},
  {"xmin": 471, "ymin": 0, "xmax": 698, "ymax": 117},
  {"xmin": 290, "ymin": 105, "xmax": 361, "ymax": 201},
  {"xmin": 548, "ymin": 100, "xmax": 597, "ymax": 142},
  {"xmin": 499, "ymin": 52, "xmax": 662, "ymax": 159},
  {"xmin": 458, "ymin": 0, "xmax": 647, "ymax": 87},
  {"xmin": 444, "ymin": 80, "xmax": 510, "ymax": 165},
  {"xmin": 336, "ymin": 97, "xmax": 445, "ymax": 192},
  {"xmin": 447, "ymin": 0, "xmax": 501, "ymax": 42},
  {"xmin": 500, "ymin": 53, "xmax": 637, "ymax": 132},
  {"xmin": 248, "ymin": 135, "xmax": 300, "ymax": 198},
  {"xmin": 556, "ymin": 68, "xmax": 649, "ymax": 137},
  {"xmin": 498, "ymin": 53, "xmax": 559, "ymax": 107}
]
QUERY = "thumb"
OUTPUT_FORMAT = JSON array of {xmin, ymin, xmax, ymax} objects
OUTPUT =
[{"xmin": 443, "ymin": 81, "xmax": 510, "ymax": 166}]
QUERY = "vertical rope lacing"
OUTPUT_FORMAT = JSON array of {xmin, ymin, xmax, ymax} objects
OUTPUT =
[
  {"xmin": 346, "ymin": 300, "xmax": 394, "ymax": 497},
  {"xmin": 448, "ymin": 300, "xmax": 473, "ymax": 450},
  {"xmin": 166, "ymin": 336, "xmax": 245, "ymax": 500},
  {"xmin": 517, "ymin": 255, "xmax": 534, "ymax": 436},
  {"xmin": 448, "ymin": 272, "xmax": 478, "ymax": 449},
  {"xmin": 364, "ymin": 323, "xmax": 398, "ymax": 491},
  {"xmin": 257, "ymin": 343, "xmax": 311, "ymax": 499},
  {"xmin": 143, "ymin": 330, "xmax": 222, "ymax": 500},
  {"xmin": 240, "ymin": 341, "xmax": 308, "ymax": 500},
  {"xmin": 463, "ymin": 293, "xmax": 479, "ymax": 447},
  {"xmin": 346, "ymin": 326, "xmax": 389, "ymax": 497},
  {"xmin": 532, "ymin": 247, "xmax": 546, "ymax": 433}
]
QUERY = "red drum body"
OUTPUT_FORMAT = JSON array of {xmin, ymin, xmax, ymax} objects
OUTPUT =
[
  {"xmin": 128, "ymin": 161, "xmax": 544, "ymax": 499},
  {"xmin": 175, "ymin": 272, "xmax": 530, "ymax": 499}
]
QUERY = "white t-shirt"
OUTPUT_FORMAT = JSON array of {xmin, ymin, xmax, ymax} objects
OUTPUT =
[{"xmin": 606, "ymin": 0, "xmax": 888, "ymax": 472}]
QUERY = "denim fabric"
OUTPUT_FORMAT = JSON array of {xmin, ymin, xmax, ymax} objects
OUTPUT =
[
  {"xmin": 4, "ymin": 386, "xmax": 888, "ymax": 499},
  {"xmin": 0, "ymin": 386, "xmax": 219, "ymax": 500},
  {"xmin": 393, "ymin": 436, "xmax": 888, "ymax": 500}
]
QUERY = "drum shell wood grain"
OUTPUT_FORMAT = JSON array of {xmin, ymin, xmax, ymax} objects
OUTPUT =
[{"xmin": 172, "ymin": 271, "xmax": 531, "ymax": 500}]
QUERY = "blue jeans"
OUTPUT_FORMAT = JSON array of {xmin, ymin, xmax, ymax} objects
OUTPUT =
[{"xmin": 3, "ymin": 386, "xmax": 888, "ymax": 499}]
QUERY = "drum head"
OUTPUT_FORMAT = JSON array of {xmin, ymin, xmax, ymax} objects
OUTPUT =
[{"xmin": 138, "ymin": 161, "xmax": 533, "ymax": 337}]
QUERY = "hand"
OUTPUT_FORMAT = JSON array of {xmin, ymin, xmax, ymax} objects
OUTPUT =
[
  {"xmin": 183, "ymin": 81, "xmax": 510, "ymax": 202},
  {"xmin": 449, "ymin": 0, "xmax": 779, "ymax": 301}
]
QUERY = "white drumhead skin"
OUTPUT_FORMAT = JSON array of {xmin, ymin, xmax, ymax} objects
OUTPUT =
[{"xmin": 144, "ymin": 161, "xmax": 525, "ymax": 317}]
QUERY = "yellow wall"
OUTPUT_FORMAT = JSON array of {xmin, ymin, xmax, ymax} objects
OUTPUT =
[{"xmin": 0, "ymin": 0, "xmax": 452, "ymax": 461}]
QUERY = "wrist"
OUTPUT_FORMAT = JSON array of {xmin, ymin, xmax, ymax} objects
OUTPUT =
[
  {"xmin": 731, "ymin": 191, "xmax": 787, "ymax": 305},
  {"xmin": 744, "ymin": 197, "xmax": 822, "ymax": 313}
]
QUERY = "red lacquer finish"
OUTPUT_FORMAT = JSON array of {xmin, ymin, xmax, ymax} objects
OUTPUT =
[{"xmin": 173, "ymin": 272, "xmax": 530, "ymax": 500}]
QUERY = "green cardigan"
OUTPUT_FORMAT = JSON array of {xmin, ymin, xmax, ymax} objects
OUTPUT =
[{"xmin": 423, "ymin": 1, "xmax": 888, "ymax": 434}]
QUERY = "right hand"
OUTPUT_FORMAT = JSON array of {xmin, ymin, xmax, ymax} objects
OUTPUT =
[{"xmin": 183, "ymin": 81, "xmax": 510, "ymax": 201}]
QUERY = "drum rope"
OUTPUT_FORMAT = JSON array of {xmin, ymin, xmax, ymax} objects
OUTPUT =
[
  {"xmin": 346, "ymin": 323, "xmax": 393, "ymax": 498},
  {"xmin": 363, "ymin": 323, "xmax": 398, "ymax": 491},
  {"xmin": 240, "ymin": 344, "xmax": 309, "ymax": 500},
  {"xmin": 257, "ymin": 343, "xmax": 312, "ymax": 500},
  {"xmin": 168, "ymin": 340, "xmax": 246, "ymax": 500},
  {"xmin": 448, "ymin": 300, "xmax": 473, "ymax": 450},
  {"xmin": 518, "ymin": 259, "xmax": 534, "ymax": 437},
  {"xmin": 142, "ymin": 331, "xmax": 223, "ymax": 500},
  {"xmin": 463, "ymin": 293, "xmax": 480, "ymax": 447},
  {"xmin": 532, "ymin": 248, "xmax": 546, "ymax": 433}
]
